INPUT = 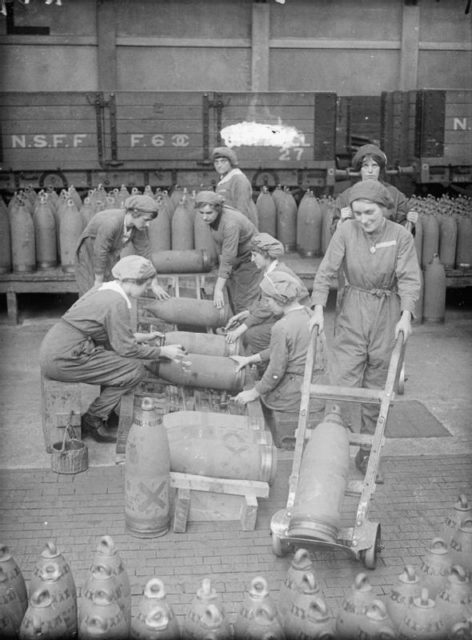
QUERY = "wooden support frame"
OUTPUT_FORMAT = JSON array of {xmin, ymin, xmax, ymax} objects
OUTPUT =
[{"xmin": 170, "ymin": 472, "xmax": 269, "ymax": 533}]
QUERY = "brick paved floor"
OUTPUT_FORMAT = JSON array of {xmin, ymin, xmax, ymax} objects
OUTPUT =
[{"xmin": 1, "ymin": 454, "xmax": 470, "ymax": 625}]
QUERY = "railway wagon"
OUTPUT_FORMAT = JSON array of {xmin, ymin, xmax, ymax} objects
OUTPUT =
[
  {"xmin": 1, "ymin": 89, "xmax": 471, "ymax": 196},
  {"xmin": 381, "ymin": 89, "xmax": 472, "ymax": 189},
  {"xmin": 0, "ymin": 91, "xmax": 337, "ymax": 194}
]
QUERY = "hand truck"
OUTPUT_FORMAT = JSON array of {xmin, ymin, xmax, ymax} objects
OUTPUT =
[{"xmin": 270, "ymin": 327, "xmax": 406, "ymax": 569}]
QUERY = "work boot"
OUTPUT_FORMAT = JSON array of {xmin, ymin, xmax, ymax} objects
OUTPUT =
[
  {"xmin": 106, "ymin": 410, "xmax": 120, "ymax": 432},
  {"xmin": 81, "ymin": 412, "xmax": 117, "ymax": 444},
  {"xmin": 355, "ymin": 448, "xmax": 384, "ymax": 484}
]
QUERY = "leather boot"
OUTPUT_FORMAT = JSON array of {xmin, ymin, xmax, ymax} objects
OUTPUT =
[{"xmin": 81, "ymin": 412, "xmax": 117, "ymax": 444}]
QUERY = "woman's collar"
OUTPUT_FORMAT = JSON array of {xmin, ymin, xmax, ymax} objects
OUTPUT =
[
  {"xmin": 218, "ymin": 167, "xmax": 243, "ymax": 184},
  {"xmin": 98, "ymin": 281, "xmax": 132, "ymax": 309}
]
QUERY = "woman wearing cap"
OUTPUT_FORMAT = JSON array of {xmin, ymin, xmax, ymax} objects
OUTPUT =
[
  {"xmin": 310, "ymin": 180, "xmax": 421, "ymax": 474},
  {"xmin": 75, "ymin": 194, "xmax": 169, "ymax": 300},
  {"xmin": 212, "ymin": 146, "xmax": 259, "ymax": 227},
  {"xmin": 224, "ymin": 232, "xmax": 309, "ymax": 355},
  {"xmin": 333, "ymin": 143, "xmax": 418, "ymax": 232},
  {"xmin": 231, "ymin": 271, "xmax": 312, "ymax": 412},
  {"xmin": 195, "ymin": 190, "xmax": 261, "ymax": 314},
  {"xmin": 40, "ymin": 256, "xmax": 187, "ymax": 443}
]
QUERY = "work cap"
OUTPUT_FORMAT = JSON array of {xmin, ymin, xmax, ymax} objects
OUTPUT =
[
  {"xmin": 124, "ymin": 194, "xmax": 158, "ymax": 214},
  {"xmin": 260, "ymin": 271, "xmax": 304, "ymax": 304},
  {"xmin": 211, "ymin": 146, "xmax": 239, "ymax": 167},
  {"xmin": 195, "ymin": 191, "xmax": 225, "ymax": 207},
  {"xmin": 348, "ymin": 180, "xmax": 394, "ymax": 209},
  {"xmin": 251, "ymin": 233, "xmax": 284, "ymax": 259},
  {"xmin": 112, "ymin": 255, "xmax": 156, "ymax": 281},
  {"xmin": 352, "ymin": 144, "xmax": 387, "ymax": 171}
]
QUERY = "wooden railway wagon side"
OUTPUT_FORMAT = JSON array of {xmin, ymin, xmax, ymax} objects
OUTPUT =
[
  {"xmin": 381, "ymin": 89, "xmax": 472, "ymax": 188},
  {"xmin": 0, "ymin": 92, "xmax": 102, "ymax": 192},
  {"xmin": 211, "ymin": 91, "xmax": 336, "ymax": 189},
  {"xmin": 335, "ymin": 95, "xmax": 383, "ymax": 167},
  {"xmin": 0, "ymin": 90, "xmax": 337, "ymax": 193}
]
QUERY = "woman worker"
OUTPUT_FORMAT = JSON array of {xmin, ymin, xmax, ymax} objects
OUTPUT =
[
  {"xmin": 75, "ymin": 193, "xmax": 169, "ymax": 300},
  {"xmin": 212, "ymin": 146, "xmax": 259, "ymax": 227},
  {"xmin": 333, "ymin": 143, "xmax": 418, "ymax": 231},
  {"xmin": 231, "ymin": 271, "xmax": 312, "ymax": 414},
  {"xmin": 332, "ymin": 143, "xmax": 418, "ymax": 312},
  {"xmin": 224, "ymin": 232, "xmax": 309, "ymax": 355},
  {"xmin": 40, "ymin": 256, "xmax": 187, "ymax": 443},
  {"xmin": 195, "ymin": 190, "xmax": 261, "ymax": 314},
  {"xmin": 310, "ymin": 180, "xmax": 421, "ymax": 474}
]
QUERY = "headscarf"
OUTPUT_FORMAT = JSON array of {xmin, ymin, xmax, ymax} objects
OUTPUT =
[
  {"xmin": 194, "ymin": 191, "xmax": 225, "ymax": 207},
  {"xmin": 348, "ymin": 180, "xmax": 394, "ymax": 209},
  {"xmin": 352, "ymin": 144, "xmax": 387, "ymax": 171},
  {"xmin": 251, "ymin": 233, "xmax": 284, "ymax": 259},
  {"xmin": 112, "ymin": 255, "xmax": 156, "ymax": 281},
  {"xmin": 260, "ymin": 271, "xmax": 305, "ymax": 304},
  {"xmin": 124, "ymin": 194, "xmax": 158, "ymax": 214},
  {"xmin": 211, "ymin": 146, "xmax": 239, "ymax": 167}
]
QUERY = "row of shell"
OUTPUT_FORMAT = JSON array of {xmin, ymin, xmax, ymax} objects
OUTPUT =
[
  {"xmin": 410, "ymin": 195, "xmax": 472, "ymax": 270},
  {"xmin": 256, "ymin": 186, "xmax": 335, "ymax": 257},
  {"xmin": 0, "ymin": 536, "xmax": 132, "ymax": 639},
  {"xmin": 0, "ymin": 184, "xmax": 220, "ymax": 276},
  {"xmin": 2, "ymin": 500, "xmax": 471, "ymax": 640},
  {"xmin": 1, "ymin": 183, "xmax": 471, "ymax": 276}
]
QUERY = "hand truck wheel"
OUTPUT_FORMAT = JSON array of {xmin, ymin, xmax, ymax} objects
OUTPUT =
[
  {"xmin": 397, "ymin": 363, "xmax": 405, "ymax": 395},
  {"xmin": 271, "ymin": 532, "xmax": 287, "ymax": 557},
  {"xmin": 360, "ymin": 524, "xmax": 382, "ymax": 570}
]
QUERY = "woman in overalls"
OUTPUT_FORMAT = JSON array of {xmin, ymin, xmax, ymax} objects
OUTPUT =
[
  {"xmin": 310, "ymin": 180, "xmax": 421, "ymax": 474},
  {"xmin": 40, "ymin": 256, "xmax": 186, "ymax": 443}
]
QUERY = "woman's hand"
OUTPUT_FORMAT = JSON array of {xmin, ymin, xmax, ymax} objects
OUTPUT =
[
  {"xmin": 309, "ymin": 305, "xmax": 324, "ymax": 334},
  {"xmin": 159, "ymin": 344, "xmax": 188, "ymax": 363},
  {"xmin": 229, "ymin": 354, "xmax": 253, "ymax": 372},
  {"xmin": 213, "ymin": 289, "xmax": 225, "ymax": 309},
  {"xmin": 213, "ymin": 277, "xmax": 226, "ymax": 309},
  {"xmin": 150, "ymin": 280, "xmax": 170, "ymax": 300},
  {"xmin": 233, "ymin": 388, "xmax": 260, "ymax": 405},
  {"xmin": 395, "ymin": 311, "xmax": 412, "ymax": 342},
  {"xmin": 225, "ymin": 310, "xmax": 249, "ymax": 331},
  {"xmin": 406, "ymin": 210, "xmax": 418, "ymax": 225},
  {"xmin": 226, "ymin": 324, "xmax": 247, "ymax": 344}
]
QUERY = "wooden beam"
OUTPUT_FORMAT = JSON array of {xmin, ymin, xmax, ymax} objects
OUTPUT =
[
  {"xmin": 270, "ymin": 38, "xmax": 401, "ymax": 50},
  {"xmin": 240, "ymin": 495, "xmax": 258, "ymax": 531},
  {"xmin": 115, "ymin": 37, "xmax": 250, "ymax": 48},
  {"xmin": 96, "ymin": 0, "xmax": 117, "ymax": 92},
  {"xmin": 400, "ymin": 2, "xmax": 420, "ymax": 91},
  {"xmin": 309, "ymin": 384, "xmax": 390, "ymax": 404},
  {"xmin": 169, "ymin": 472, "xmax": 269, "ymax": 498},
  {"xmin": 251, "ymin": 1, "xmax": 270, "ymax": 92},
  {"xmin": 173, "ymin": 488, "xmax": 191, "ymax": 533}
]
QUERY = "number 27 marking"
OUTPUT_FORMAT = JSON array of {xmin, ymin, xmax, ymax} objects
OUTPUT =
[{"xmin": 279, "ymin": 147, "xmax": 305, "ymax": 161}]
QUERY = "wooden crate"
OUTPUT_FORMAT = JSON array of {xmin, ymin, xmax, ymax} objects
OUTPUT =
[{"xmin": 41, "ymin": 376, "xmax": 82, "ymax": 453}]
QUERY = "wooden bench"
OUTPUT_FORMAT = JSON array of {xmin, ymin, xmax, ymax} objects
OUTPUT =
[
  {"xmin": 0, "ymin": 268, "xmax": 78, "ymax": 324},
  {"xmin": 2, "ymin": 259, "xmax": 470, "ymax": 325},
  {"xmin": 0, "ymin": 270, "xmax": 217, "ymax": 325}
]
